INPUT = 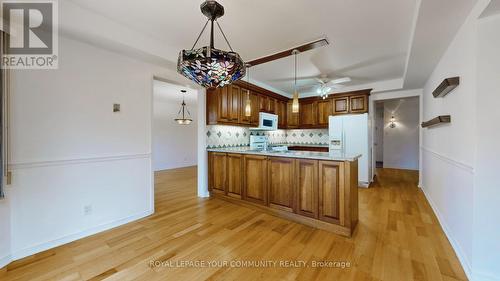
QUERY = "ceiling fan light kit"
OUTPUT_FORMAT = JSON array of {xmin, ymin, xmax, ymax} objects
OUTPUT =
[{"xmin": 177, "ymin": 0, "xmax": 246, "ymax": 88}]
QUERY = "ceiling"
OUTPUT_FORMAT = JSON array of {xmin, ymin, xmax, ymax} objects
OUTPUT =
[
  {"xmin": 66, "ymin": 0, "xmax": 483, "ymax": 97},
  {"xmin": 68, "ymin": 0, "xmax": 417, "ymax": 96}
]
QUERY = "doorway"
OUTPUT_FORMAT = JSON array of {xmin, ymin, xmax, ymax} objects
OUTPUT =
[
  {"xmin": 374, "ymin": 97, "xmax": 420, "ymax": 170},
  {"xmin": 152, "ymin": 79, "xmax": 198, "ymax": 171}
]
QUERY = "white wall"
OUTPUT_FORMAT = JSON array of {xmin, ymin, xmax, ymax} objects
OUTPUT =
[
  {"xmin": 382, "ymin": 97, "xmax": 420, "ymax": 170},
  {"xmin": 0, "ymin": 196, "xmax": 11, "ymax": 267},
  {"xmin": 5, "ymin": 35, "xmax": 191, "ymax": 262},
  {"xmin": 473, "ymin": 13, "xmax": 500, "ymax": 281},
  {"xmin": 420, "ymin": 0, "xmax": 494, "ymax": 280},
  {"xmin": 374, "ymin": 103, "xmax": 384, "ymax": 162},
  {"xmin": 153, "ymin": 81, "xmax": 198, "ymax": 171}
]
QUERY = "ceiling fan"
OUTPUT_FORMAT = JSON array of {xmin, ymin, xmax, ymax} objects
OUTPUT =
[{"xmin": 307, "ymin": 75, "xmax": 351, "ymax": 99}]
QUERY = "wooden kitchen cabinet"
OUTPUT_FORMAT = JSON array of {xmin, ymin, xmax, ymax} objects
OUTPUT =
[
  {"xmin": 333, "ymin": 97, "xmax": 349, "ymax": 115},
  {"xmin": 318, "ymin": 161, "xmax": 344, "ymax": 224},
  {"xmin": 295, "ymin": 159, "xmax": 319, "ymax": 218},
  {"xmin": 268, "ymin": 98, "xmax": 276, "ymax": 113},
  {"xmin": 250, "ymin": 91, "xmax": 260, "ymax": 126},
  {"xmin": 226, "ymin": 153, "xmax": 243, "ymax": 199},
  {"xmin": 287, "ymin": 101, "xmax": 299, "ymax": 128},
  {"xmin": 349, "ymin": 94, "xmax": 368, "ymax": 113},
  {"xmin": 243, "ymin": 155, "xmax": 268, "ymax": 205},
  {"xmin": 239, "ymin": 88, "xmax": 252, "ymax": 124},
  {"xmin": 259, "ymin": 95, "xmax": 269, "ymax": 113},
  {"xmin": 268, "ymin": 157, "xmax": 295, "ymax": 212},
  {"xmin": 276, "ymin": 100, "xmax": 287, "ymax": 129},
  {"xmin": 228, "ymin": 85, "xmax": 240, "ymax": 122},
  {"xmin": 209, "ymin": 152, "xmax": 226, "ymax": 194},
  {"xmin": 316, "ymin": 99, "xmax": 332, "ymax": 126},
  {"xmin": 299, "ymin": 100, "xmax": 316, "ymax": 127}
]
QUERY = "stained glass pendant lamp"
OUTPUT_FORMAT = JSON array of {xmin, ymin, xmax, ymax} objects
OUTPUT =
[
  {"xmin": 175, "ymin": 90, "xmax": 193, "ymax": 125},
  {"xmin": 177, "ymin": 0, "xmax": 246, "ymax": 88}
]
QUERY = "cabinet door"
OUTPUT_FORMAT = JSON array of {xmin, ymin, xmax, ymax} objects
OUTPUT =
[
  {"xmin": 287, "ymin": 101, "xmax": 299, "ymax": 128},
  {"xmin": 300, "ymin": 100, "xmax": 316, "ymax": 127},
  {"xmin": 259, "ymin": 95, "xmax": 269, "ymax": 112},
  {"xmin": 209, "ymin": 152, "xmax": 226, "ymax": 194},
  {"xmin": 333, "ymin": 97, "xmax": 349, "ymax": 115},
  {"xmin": 229, "ymin": 85, "xmax": 240, "ymax": 121},
  {"xmin": 227, "ymin": 153, "xmax": 243, "ymax": 199},
  {"xmin": 349, "ymin": 95, "xmax": 368, "ymax": 113},
  {"xmin": 243, "ymin": 155, "xmax": 268, "ymax": 205},
  {"xmin": 318, "ymin": 161, "xmax": 344, "ymax": 224},
  {"xmin": 268, "ymin": 98, "xmax": 276, "ymax": 113},
  {"xmin": 295, "ymin": 159, "xmax": 318, "ymax": 218},
  {"xmin": 239, "ymin": 88, "xmax": 252, "ymax": 124},
  {"xmin": 268, "ymin": 157, "xmax": 295, "ymax": 212},
  {"xmin": 250, "ymin": 91, "xmax": 260, "ymax": 126},
  {"xmin": 316, "ymin": 99, "xmax": 332, "ymax": 126},
  {"xmin": 217, "ymin": 87, "xmax": 231, "ymax": 122},
  {"xmin": 277, "ymin": 101, "xmax": 287, "ymax": 129}
]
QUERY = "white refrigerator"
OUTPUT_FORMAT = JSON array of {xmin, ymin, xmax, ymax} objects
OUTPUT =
[{"xmin": 329, "ymin": 113, "xmax": 372, "ymax": 187}]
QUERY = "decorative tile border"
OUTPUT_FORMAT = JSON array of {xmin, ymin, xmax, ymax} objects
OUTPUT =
[{"xmin": 206, "ymin": 125, "xmax": 328, "ymax": 148}]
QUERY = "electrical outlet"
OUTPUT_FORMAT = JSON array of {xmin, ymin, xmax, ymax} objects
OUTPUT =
[{"xmin": 83, "ymin": 205, "xmax": 93, "ymax": 216}]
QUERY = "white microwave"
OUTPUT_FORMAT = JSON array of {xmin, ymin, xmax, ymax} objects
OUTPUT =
[{"xmin": 251, "ymin": 112, "xmax": 278, "ymax": 131}]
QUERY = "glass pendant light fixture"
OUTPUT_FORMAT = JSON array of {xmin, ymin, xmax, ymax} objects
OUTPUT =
[
  {"xmin": 177, "ymin": 1, "xmax": 246, "ymax": 88},
  {"xmin": 292, "ymin": 50, "xmax": 300, "ymax": 113},
  {"xmin": 244, "ymin": 63, "xmax": 252, "ymax": 117},
  {"xmin": 174, "ymin": 90, "xmax": 193, "ymax": 125}
]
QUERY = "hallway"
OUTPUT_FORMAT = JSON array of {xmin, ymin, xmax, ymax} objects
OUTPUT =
[{"xmin": 1, "ymin": 167, "xmax": 466, "ymax": 281}]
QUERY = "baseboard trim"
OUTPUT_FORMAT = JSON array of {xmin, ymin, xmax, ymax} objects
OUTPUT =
[
  {"xmin": 11, "ymin": 209, "xmax": 154, "ymax": 261},
  {"xmin": 10, "ymin": 153, "xmax": 151, "ymax": 170},
  {"xmin": 420, "ymin": 185, "xmax": 473, "ymax": 280}
]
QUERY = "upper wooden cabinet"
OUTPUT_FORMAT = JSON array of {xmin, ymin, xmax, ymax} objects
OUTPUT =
[
  {"xmin": 206, "ymin": 81, "xmax": 289, "ymax": 126},
  {"xmin": 207, "ymin": 83, "xmax": 370, "ymax": 128},
  {"xmin": 299, "ymin": 100, "xmax": 316, "ymax": 127},
  {"xmin": 349, "ymin": 94, "xmax": 368, "ymax": 113},
  {"xmin": 333, "ymin": 97, "xmax": 349, "ymax": 115},
  {"xmin": 316, "ymin": 99, "xmax": 332, "ymax": 126},
  {"xmin": 276, "ymin": 100, "xmax": 287, "ymax": 129},
  {"xmin": 287, "ymin": 101, "xmax": 299, "ymax": 128}
]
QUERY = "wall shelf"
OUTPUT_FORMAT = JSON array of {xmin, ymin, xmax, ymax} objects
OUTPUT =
[
  {"xmin": 421, "ymin": 115, "xmax": 451, "ymax": 128},
  {"xmin": 433, "ymin": 77, "xmax": 460, "ymax": 98}
]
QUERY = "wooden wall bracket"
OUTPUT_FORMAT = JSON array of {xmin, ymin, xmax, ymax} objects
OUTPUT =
[
  {"xmin": 433, "ymin": 77, "xmax": 459, "ymax": 98},
  {"xmin": 421, "ymin": 115, "xmax": 451, "ymax": 128}
]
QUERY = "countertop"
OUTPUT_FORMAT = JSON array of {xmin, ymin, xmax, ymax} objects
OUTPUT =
[
  {"xmin": 273, "ymin": 143, "xmax": 329, "ymax": 148},
  {"xmin": 206, "ymin": 146, "xmax": 361, "ymax": 161}
]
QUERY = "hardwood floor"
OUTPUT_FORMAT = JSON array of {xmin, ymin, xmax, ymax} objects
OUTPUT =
[{"xmin": 2, "ymin": 167, "xmax": 467, "ymax": 281}]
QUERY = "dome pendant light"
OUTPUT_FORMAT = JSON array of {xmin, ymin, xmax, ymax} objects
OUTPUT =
[
  {"xmin": 292, "ymin": 50, "xmax": 300, "ymax": 113},
  {"xmin": 174, "ymin": 90, "xmax": 193, "ymax": 125},
  {"xmin": 244, "ymin": 64, "xmax": 252, "ymax": 117},
  {"xmin": 177, "ymin": 0, "xmax": 246, "ymax": 88}
]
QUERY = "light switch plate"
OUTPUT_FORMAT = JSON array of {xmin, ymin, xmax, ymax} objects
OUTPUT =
[{"xmin": 113, "ymin": 103, "xmax": 120, "ymax": 112}]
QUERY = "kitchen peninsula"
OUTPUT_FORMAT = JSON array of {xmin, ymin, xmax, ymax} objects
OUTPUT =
[{"xmin": 207, "ymin": 148, "xmax": 360, "ymax": 237}]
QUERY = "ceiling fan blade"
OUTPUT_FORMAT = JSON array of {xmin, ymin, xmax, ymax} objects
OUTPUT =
[
  {"xmin": 329, "ymin": 77, "xmax": 351, "ymax": 84},
  {"xmin": 246, "ymin": 38, "xmax": 329, "ymax": 67}
]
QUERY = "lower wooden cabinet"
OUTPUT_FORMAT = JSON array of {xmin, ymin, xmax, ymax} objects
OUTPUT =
[
  {"xmin": 268, "ymin": 157, "xmax": 295, "ymax": 212},
  {"xmin": 207, "ymin": 152, "xmax": 358, "ymax": 236},
  {"xmin": 318, "ymin": 161, "xmax": 344, "ymax": 224},
  {"xmin": 295, "ymin": 159, "xmax": 319, "ymax": 218},
  {"xmin": 209, "ymin": 152, "xmax": 226, "ymax": 194},
  {"xmin": 226, "ymin": 153, "xmax": 243, "ymax": 198},
  {"xmin": 242, "ymin": 155, "xmax": 268, "ymax": 205}
]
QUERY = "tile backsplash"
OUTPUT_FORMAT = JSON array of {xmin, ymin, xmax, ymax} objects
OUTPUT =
[{"xmin": 206, "ymin": 125, "xmax": 328, "ymax": 148}]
